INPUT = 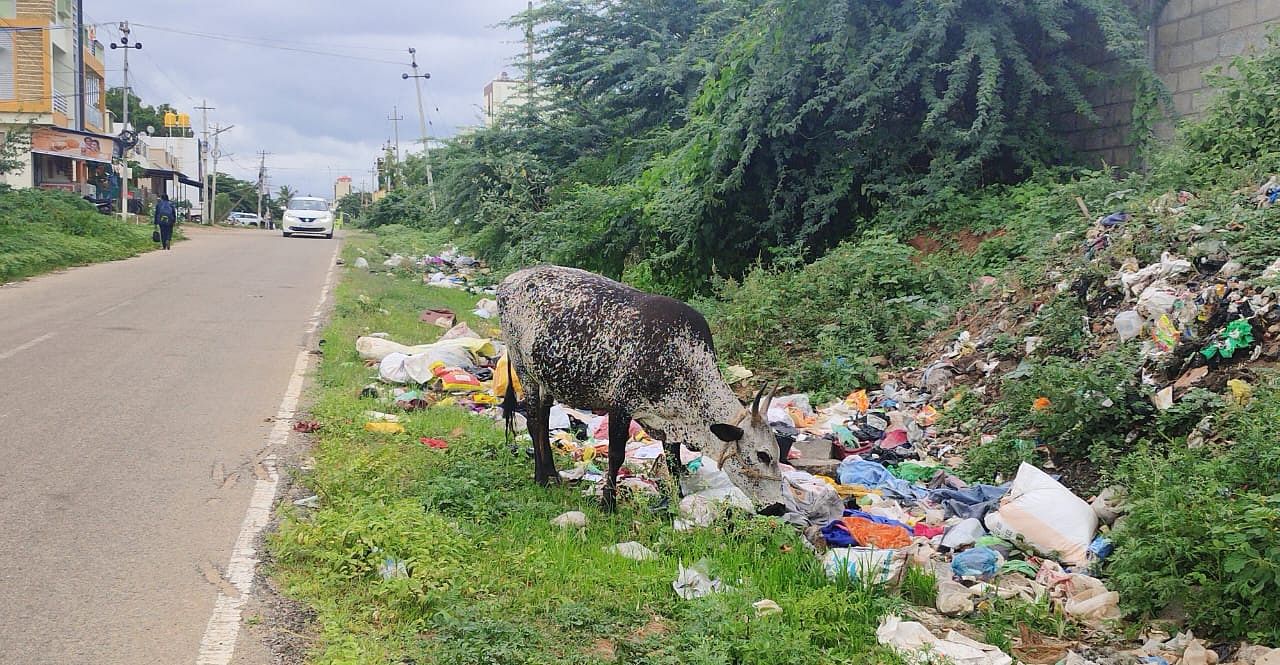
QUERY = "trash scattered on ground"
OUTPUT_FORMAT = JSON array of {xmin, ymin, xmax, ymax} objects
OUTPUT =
[
  {"xmin": 876, "ymin": 615, "xmax": 1014, "ymax": 665},
  {"xmin": 353, "ymin": 256, "xmax": 369, "ymax": 269},
  {"xmin": 752, "ymin": 598, "xmax": 782, "ymax": 617},
  {"xmin": 605, "ymin": 541, "xmax": 656, "ymax": 561},
  {"xmin": 292, "ymin": 420, "xmax": 321, "ymax": 433},
  {"xmin": 672, "ymin": 560, "xmax": 727, "ymax": 599},
  {"xmin": 364, "ymin": 421, "xmax": 405, "ymax": 434},
  {"xmin": 420, "ymin": 437, "xmax": 448, "ymax": 449},
  {"xmin": 377, "ymin": 557, "xmax": 408, "ymax": 580},
  {"xmin": 292, "ymin": 495, "xmax": 320, "ymax": 509},
  {"xmin": 551, "ymin": 511, "xmax": 588, "ymax": 528}
]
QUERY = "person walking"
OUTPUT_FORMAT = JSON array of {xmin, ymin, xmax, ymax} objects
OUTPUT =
[{"xmin": 154, "ymin": 193, "xmax": 177, "ymax": 250}]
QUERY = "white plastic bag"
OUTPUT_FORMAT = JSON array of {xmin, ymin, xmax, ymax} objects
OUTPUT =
[
  {"xmin": 823, "ymin": 547, "xmax": 907, "ymax": 585},
  {"xmin": 985, "ymin": 463, "xmax": 1097, "ymax": 566},
  {"xmin": 876, "ymin": 615, "xmax": 1013, "ymax": 665},
  {"xmin": 1114, "ymin": 310, "xmax": 1144, "ymax": 342},
  {"xmin": 782, "ymin": 470, "xmax": 844, "ymax": 523}
]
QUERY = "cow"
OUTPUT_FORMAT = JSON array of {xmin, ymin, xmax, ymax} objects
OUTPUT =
[{"xmin": 497, "ymin": 265, "xmax": 786, "ymax": 513}]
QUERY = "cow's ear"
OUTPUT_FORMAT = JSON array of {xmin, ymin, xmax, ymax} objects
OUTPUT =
[{"xmin": 710, "ymin": 423, "xmax": 744, "ymax": 442}]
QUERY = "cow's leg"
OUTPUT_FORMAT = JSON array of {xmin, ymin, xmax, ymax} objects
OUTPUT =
[
  {"xmin": 602, "ymin": 409, "xmax": 630, "ymax": 513},
  {"xmin": 533, "ymin": 387, "xmax": 558, "ymax": 485},
  {"xmin": 525, "ymin": 382, "xmax": 552, "ymax": 486},
  {"xmin": 654, "ymin": 431, "xmax": 685, "ymax": 513}
]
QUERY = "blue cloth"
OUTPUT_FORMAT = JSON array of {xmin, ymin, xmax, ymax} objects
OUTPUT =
[
  {"xmin": 951, "ymin": 547, "xmax": 1002, "ymax": 579},
  {"xmin": 928, "ymin": 484, "xmax": 1009, "ymax": 520},
  {"xmin": 836, "ymin": 458, "xmax": 929, "ymax": 503},
  {"xmin": 819, "ymin": 509, "xmax": 914, "ymax": 548}
]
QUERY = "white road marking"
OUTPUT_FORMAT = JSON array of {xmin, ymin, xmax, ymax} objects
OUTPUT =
[
  {"xmin": 195, "ymin": 242, "xmax": 341, "ymax": 665},
  {"xmin": 0, "ymin": 333, "xmax": 55, "ymax": 361},
  {"xmin": 95, "ymin": 299, "xmax": 134, "ymax": 317}
]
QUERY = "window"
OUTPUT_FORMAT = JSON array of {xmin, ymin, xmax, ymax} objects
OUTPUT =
[
  {"xmin": 85, "ymin": 75, "xmax": 102, "ymax": 127},
  {"xmin": 0, "ymin": 31, "xmax": 12, "ymax": 101},
  {"xmin": 288, "ymin": 199, "xmax": 328, "ymax": 211}
]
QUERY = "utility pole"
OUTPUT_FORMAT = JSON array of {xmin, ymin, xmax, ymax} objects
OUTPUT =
[
  {"xmin": 256, "ymin": 150, "xmax": 269, "ymax": 225},
  {"xmin": 402, "ymin": 48, "xmax": 437, "ymax": 211},
  {"xmin": 208, "ymin": 124, "xmax": 233, "ymax": 223},
  {"xmin": 195, "ymin": 100, "xmax": 214, "ymax": 223},
  {"xmin": 110, "ymin": 21, "xmax": 142, "ymax": 221},
  {"xmin": 387, "ymin": 106, "xmax": 403, "ymax": 164}
]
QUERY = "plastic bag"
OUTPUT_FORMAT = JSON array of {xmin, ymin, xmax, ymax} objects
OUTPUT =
[
  {"xmin": 1061, "ymin": 574, "xmax": 1121, "ymax": 626},
  {"xmin": 1138, "ymin": 281, "xmax": 1179, "ymax": 318},
  {"xmin": 941, "ymin": 518, "xmax": 987, "ymax": 549},
  {"xmin": 936, "ymin": 579, "xmax": 977, "ymax": 616},
  {"xmin": 876, "ymin": 615, "xmax": 1013, "ymax": 665},
  {"xmin": 493, "ymin": 353, "xmax": 524, "ymax": 400},
  {"xmin": 823, "ymin": 547, "xmax": 907, "ymax": 585},
  {"xmin": 1114, "ymin": 310, "xmax": 1144, "ymax": 342},
  {"xmin": 431, "ymin": 362, "xmax": 482, "ymax": 392},
  {"xmin": 985, "ymin": 463, "xmax": 1097, "ymax": 566},
  {"xmin": 951, "ymin": 547, "xmax": 1003, "ymax": 580},
  {"xmin": 783, "ymin": 470, "xmax": 845, "ymax": 523},
  {"xmin": 604, "ymin": 541, "xmax": 656, "ymax": 561}
]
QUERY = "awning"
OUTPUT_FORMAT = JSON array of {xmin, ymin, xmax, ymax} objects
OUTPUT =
[{"xmin": 143, "ymin": 168, "xmax": 202, "ymax": 191}]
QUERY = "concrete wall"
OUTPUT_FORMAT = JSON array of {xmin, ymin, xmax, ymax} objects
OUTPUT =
[{"xmin": 1068, "ymin": 0, "xmax": 1280, "ymax": 165}]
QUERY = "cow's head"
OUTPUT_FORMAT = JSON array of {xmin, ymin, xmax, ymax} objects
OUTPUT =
[{"xmin": 707, "ymin": 384, "xmax": 787, "ymax": 513}]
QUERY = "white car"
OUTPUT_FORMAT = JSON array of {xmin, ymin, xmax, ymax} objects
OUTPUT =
[
  {"xmin": 227, "ymin": 211, "xmax": 263, "ymax": 227},
  {"xmin": 281, "ymin": 197, "xmax": 334, "ymax": 238}
]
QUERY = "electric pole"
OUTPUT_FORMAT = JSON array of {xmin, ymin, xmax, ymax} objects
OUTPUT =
[
  {"xmin": 195, "ymin": 100, "xmax": 214, "ymax": 223},
  {"xmin": 110, "ymin": 21, "xmax": 142, "ymax": 221},
  {"xmin": 208, "ymin": 124, "xmax": 233, "ymax": 223},
  {"xmin": 387, "ymin": 106, "xmax": 403, "ymax": 164},
  {"xmin": 256, "ymin": 150, "xmax": 270, "ymax": 225},
  {"xmin": 402, "ymin": 48, "xmax": 437, "ymax": 211}
]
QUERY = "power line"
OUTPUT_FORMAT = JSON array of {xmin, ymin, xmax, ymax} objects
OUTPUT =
[
  {"xmin": 129, "ymin": 23, "xmax": 407, "ymax": 64},
  {"xmin": 129, "ymin": 22, "xmax": 406, "ymax": 53}
]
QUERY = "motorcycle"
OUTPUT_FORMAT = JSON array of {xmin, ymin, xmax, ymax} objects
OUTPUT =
[{"xmin": 83, "ymin": 195, "xmax": 115, "ymax": 215}]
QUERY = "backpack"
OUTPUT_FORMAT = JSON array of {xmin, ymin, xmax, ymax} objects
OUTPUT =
[{"xmin": 156, "ymin": 200, "xmax": 175, "ymax": 224}]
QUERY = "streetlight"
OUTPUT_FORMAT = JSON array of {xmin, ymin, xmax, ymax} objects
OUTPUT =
[
  {"xmin": 401, "ymin": 47, "xmax": 437, "ymax": 211},
  {"xmin": 110, "ymin": 22, "xmax": 143, "ymax": 220}
]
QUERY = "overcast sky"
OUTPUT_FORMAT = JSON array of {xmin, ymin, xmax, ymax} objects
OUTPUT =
[{"xmin": 87, "ymin": 1, "xmax": 531, "ymax": 198}]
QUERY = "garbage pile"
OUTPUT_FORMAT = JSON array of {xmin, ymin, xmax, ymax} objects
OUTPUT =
[{"xmin": 354, "ymin": 245, "xmax": 497, "ymax": 296}]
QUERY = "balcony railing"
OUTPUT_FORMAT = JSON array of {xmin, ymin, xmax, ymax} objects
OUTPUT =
[{"xmin": 52, "ymin": 89, "xmax": 70, "ymax": 116}]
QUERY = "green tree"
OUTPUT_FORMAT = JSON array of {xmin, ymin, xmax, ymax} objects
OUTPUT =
[
  {"xmin": 276, "ymin": 185, "xmax": 296, "ymax": 206},
  {"xmin": 105, "ymin": 88, "xmax": 194, "ymax": 138},
  {"xmin": 0, "ymin": 123, "xmax": 33, "ymax": 178}
]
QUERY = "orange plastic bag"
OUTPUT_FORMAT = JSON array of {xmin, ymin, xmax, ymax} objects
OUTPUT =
[
  {"xmin": 431, "ymin": 361, "xmax": 482, "ymax": 392},
  {"xmin": 845, "ymin": 389, "xmax": 870, "ymax": 413},
  {"xmin": 841, "ymin": 516, "xmax": 913, "ymax": 549}
]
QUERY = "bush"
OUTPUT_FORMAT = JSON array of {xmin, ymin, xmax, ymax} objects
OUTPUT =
[
  {"xmin": 1109, "ymin": 379, "xmax": 1280, "ymax": 643},
  {"xmin": 962, "ymin": 350, "xmax": 1152, "ymax": 483},
  {"xmin": 709, "ymin": 233, "xmax": 963, "ymax": 395},
  {"xmin": 0, "ymin": 188, "xmax": 155, "ymax": 282}
]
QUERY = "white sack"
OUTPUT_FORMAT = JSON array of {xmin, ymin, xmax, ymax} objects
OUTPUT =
[{"xmin": 985, "ymin": 463, "xmax": 1097, "ymax": 566}]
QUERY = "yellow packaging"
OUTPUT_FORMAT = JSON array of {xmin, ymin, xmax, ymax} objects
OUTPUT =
[
  {"xmin": 364, "ymin": 422, "xmax": 405, "ymax": 434},
  {"xmin": 493, "ymin": 352, "xmax": 524, "ymax": 400}
]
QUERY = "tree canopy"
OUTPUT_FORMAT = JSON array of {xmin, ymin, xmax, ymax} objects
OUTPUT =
[{"xmin": 371, "ymin": 0, "xmax": 1159, "ymax": 295}]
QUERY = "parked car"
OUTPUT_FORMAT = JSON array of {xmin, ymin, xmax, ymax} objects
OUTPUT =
[
  {"xmin": 227, "ymin": 212, "xmax": 264, "ymax": 228},
  {"xmin": 281, "ymin": 197, "xmax": 333, "ymax": 239}
]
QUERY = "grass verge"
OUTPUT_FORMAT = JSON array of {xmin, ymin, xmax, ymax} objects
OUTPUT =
[
  {"xmin": 0, "ymin": 189, "xmax": 169, "ymax": 283},
  {"xmin": 270, "ymin": 231, "xmax": 919, "ymax": 665}
]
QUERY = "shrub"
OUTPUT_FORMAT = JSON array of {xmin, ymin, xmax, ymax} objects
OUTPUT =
[
  {"xmin": 1109, "ymin": 379, "xmax": 1280, "ymax": 643},
  {"xmin": 0, "ymin": 188, "xmax": 155, "ymax": 282}
]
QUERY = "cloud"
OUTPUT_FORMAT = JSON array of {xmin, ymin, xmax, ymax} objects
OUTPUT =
[{"xmin": 88, "ymin": 0, "xmax": 530, "ymax": 196}]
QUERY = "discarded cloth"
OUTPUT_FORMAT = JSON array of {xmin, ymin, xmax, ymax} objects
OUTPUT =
[
  {"xmin": 836, "ymin": 458, "xmax": 928, "ymax": 503},
  {"xmin": 876, "ymin": 615, "xmax": 1013, "ymax": 665},
  {"xmin": 821, "ymin": 510, "xmax": 913, "ymax": 549}
]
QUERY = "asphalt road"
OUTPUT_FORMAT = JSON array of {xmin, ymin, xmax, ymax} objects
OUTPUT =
[{"xmin": 0, "ymin": 226, "xmax": 339, "ymax": 664}]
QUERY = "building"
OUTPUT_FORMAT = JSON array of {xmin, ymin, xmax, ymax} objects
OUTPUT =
[
  {"xmin": 0, "ymin": 0, "xmax": 114, "ymax": 194},
  {"xmin": 334, "ymin": 175, "xmax": 351, "ymax": 201},
  {"xmin": 482, "ymin": 71, "xmax": 530, "ymax": 125}
]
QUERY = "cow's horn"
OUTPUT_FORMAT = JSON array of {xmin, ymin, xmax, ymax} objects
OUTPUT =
[
  {"xmin": 731, "ymin": 407, "xmax": 750, "ymax": 426},
  {"xmin": 760, "ymin": 384, "xmax": 779, "ymax": 422},
  {"xmin": 751, "ymin": 383, "xmax": 770, "ymax": 421}
]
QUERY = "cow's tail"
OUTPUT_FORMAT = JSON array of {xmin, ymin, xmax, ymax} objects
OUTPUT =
[{"xmin": 501, "ymin": 354, "xmax": 519, "ymax": 454}]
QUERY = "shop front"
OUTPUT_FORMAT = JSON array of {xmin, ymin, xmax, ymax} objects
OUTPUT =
[{"xmin": 31, "ymin": 127, "xmax": 118, "ymax": 197}]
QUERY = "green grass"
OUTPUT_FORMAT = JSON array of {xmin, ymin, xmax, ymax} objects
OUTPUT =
[
  {"xmin": 0, "ymin": 188, "xmax": 171, "ymax": 283},
  {"xmin": 270, "ymin": 231, "xmax": 914, "ymax": 664}
]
